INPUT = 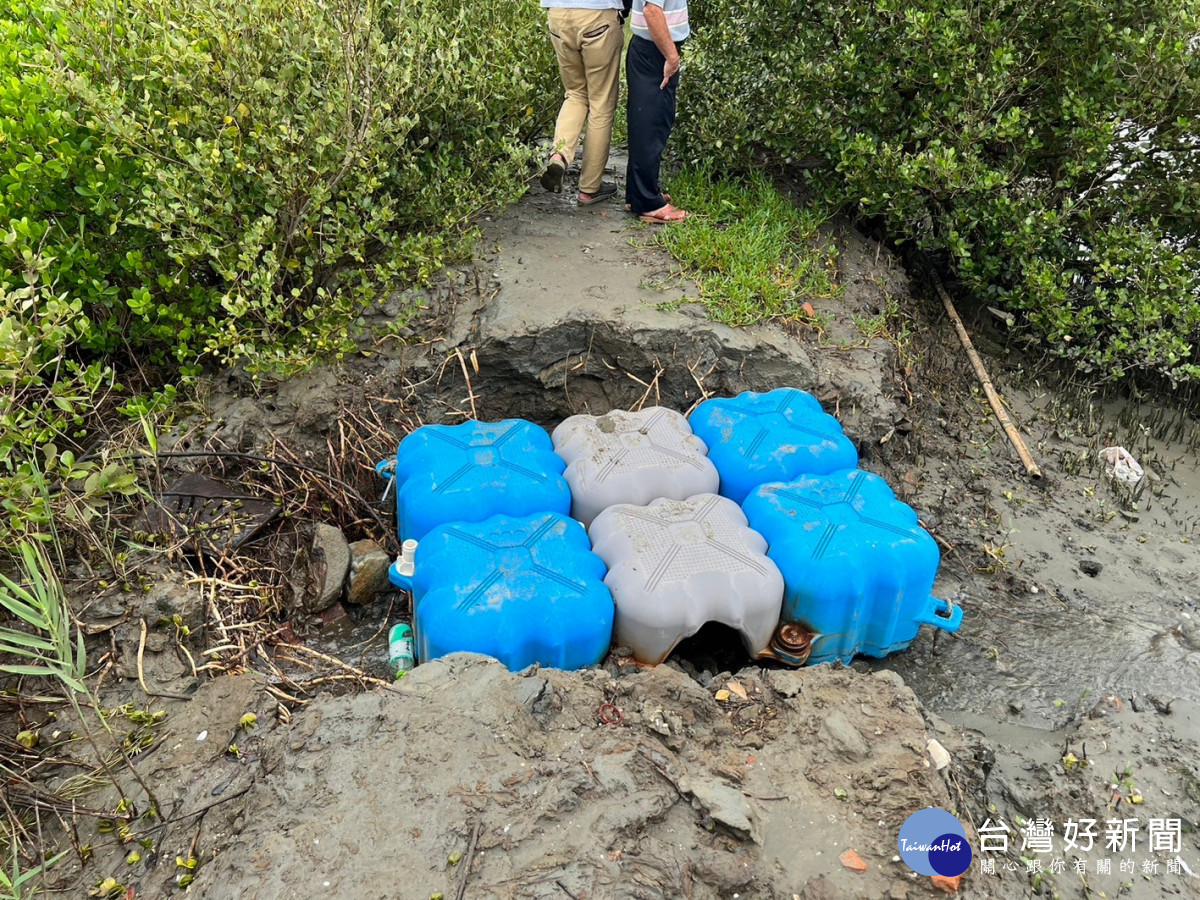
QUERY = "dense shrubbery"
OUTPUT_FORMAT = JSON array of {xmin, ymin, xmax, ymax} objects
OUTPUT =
[
  {"xmin": 680, "ymin": 0, "xmax": 1200, "ymax": 384},
  {"xmin": 0, "ymin": 0, "xmax": 556, "ymax": 545},
  {"xmin": 40, "ymin": 0, "xmax": 554, "ymax": 371}
]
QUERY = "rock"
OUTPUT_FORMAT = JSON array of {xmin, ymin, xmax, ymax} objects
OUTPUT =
[
  {"xmin": 307, "ymin": 524, "xmax": 350, "ymax": 612},
  {"xmin": 317, "ymin": 603, "xmax": 348, "ymax": 626},
  {"xmin": 147, "ymin": 573, "xmax": 207, "ymax": 629},
  {"xmin": 514, "ymin": 677, "xmax": 549, "ymax": 711},
  {"xmin": 819, "ymin": 710, "xmax": 871, "ymax": 763},
  {"xmin": 1079, "ymin": 559, "xmax": 1103, "ymax": 577},
  {"xmin": 926, "ymin": 739, "xmax": 951, "ymax": 771},
  {"xmin": 799, "ymin": 877, "xmax": 840, "ymax": 900},
  {"xmin": 679, "ymin": 775, "xmax": 763, "ymax": 844},
  {"xmin": 767, "ymin": 670, "xmax": 804, "ymax": 698},
  {"xmin": 889, "ymin": 884, "xmax": 909, "ymax": 900},
  {"xmin": 346, "ymin": 539, "xmax": 391, "ymax": 605}
]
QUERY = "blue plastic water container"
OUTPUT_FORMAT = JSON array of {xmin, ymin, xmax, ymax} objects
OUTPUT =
[
  {"xmin": 377, "ymin": 419, "xmax": 571, "ymax": 543},
  {"xmin": 389, "ymin": 512, "xmax": 614, "ymax": 671},
  {"xmin": 742, "ymin": 469, "xmax": 961, "ymax": 665},
  {"xmin": 689, "ymin": 388, "xmax": 859, "ymax": 504}
]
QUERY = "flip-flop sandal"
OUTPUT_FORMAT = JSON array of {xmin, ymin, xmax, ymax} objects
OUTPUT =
[
  {"xmin": 578, "ymin": 183, "xmax": 617, "ymax": 206},
  {"xmin": 625, "ymin": 193, "xmax": 671, "ymax": 213},
  {"xmin": 638, "ymin": 204, "xmax": 688, "ymax": 224},
  {"xmin": 540, "ymin": 157, "xmax": 565, "ymax": 194}
]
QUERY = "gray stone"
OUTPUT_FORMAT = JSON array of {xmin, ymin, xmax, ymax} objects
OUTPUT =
[
  {"xmin": 84, "ymin": 591, "xmax": 131, "ymax": 621},
  {"xmin": 800, "ymin": 876, "xmax": 841, "ymax": 900},
  {"xmin": 819, "ymin": 710, "xmax": 871, "ymax": 763},
  {"xmin": 871, "ymin": 669, "xmax": 907, "ymax": 689},
  {"xmin": 148, "ymin": 573, "xmax": 207, "ymax": 629},
  {"xmin": 346, "ymin": 539, "xmax": 391, "ymax": 605},
  {"xmin": 767, "ymin": 669, "xmax": 804, "ymax": 698},
  {"xmin": 679, "ymin": 775, "xmax": 763, "ymax": 844},
  {"xmin": 309, "ymin": 523, "xmax": 350, "ymax": 611}
]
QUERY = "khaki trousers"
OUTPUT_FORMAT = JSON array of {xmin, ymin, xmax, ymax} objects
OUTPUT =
[{"xmin": 547, "ymin": 8, "xmax": 623, "ymax": 194}]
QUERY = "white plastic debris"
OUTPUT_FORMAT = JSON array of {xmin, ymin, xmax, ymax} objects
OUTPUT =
[
  {"xmin": 1099, "ymin": 446, "xmax": 1144, "ymax": 485},
  {"xmin": 196, "ymin": 730, "xmax": 208, "ymax": 742},
  {"xmin": 926, "ymin": 739, "xmax": 952, "ymax": 771}
]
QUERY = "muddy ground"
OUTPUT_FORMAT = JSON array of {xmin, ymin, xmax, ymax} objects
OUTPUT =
[{"xmin": 15, "ymin": 153, "xmax": 1200, "ymax": 899}]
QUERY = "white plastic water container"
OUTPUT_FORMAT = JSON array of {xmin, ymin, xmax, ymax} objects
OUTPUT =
[
  {"xmin": 551, "ymin": 407, "xmax": 720, "ymax": 527},
  {"xmin": 588, "ymin": 493, "xmax": 784, "ymax": 665}
]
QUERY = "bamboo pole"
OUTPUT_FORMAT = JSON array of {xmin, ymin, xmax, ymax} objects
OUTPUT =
[{"xmin": 931, "ymin": 272, "xmax": 1043, "ymax": 479}]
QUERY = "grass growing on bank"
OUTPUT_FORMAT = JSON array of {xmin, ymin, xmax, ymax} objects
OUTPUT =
[{"xmin": 652, "ymin": 169, "xmax": 840, "ymax": 325}]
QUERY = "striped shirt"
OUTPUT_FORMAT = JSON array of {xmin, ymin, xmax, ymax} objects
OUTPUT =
[
  {"xmin": 630, "ymin": 0, "xmax": 690, "ymax": 43},
  {"xmin": 541, "ymin": 0, "xmax": 622, "ymax": 7}
]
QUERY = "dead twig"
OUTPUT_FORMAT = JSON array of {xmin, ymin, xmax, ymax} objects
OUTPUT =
[
  {"xmin": 137, "ymin": 618, "xmax": 192, "ymax": 701},
  {"xmin": 455, "ymin": 817, "xmax": 484, "ymax": 900},
  {"xmin": 271, "ymin": 643, "xmax": 389, "ymax": 688},
  {"xmin": 930, "ymin": 271, "xmax": 1042, "ymax": 478},
  {"xmin": 455, "ymin": 347, "xmax": 479, "ymax": 420},
  {"xmin": 625, "ymin": 365, "xmax": 665, "ymax": 411}
]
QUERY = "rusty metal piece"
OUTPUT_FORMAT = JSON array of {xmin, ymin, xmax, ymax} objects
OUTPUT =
[
  {"xmin": 597, "ymin": 703, "xmax": 623, "ymax": 726},
  {"xmin": 769, "ymin": 622, "xmax": 815, "ymax": 666},
  {"xmin": 142, "ymin": 472, "xmax": 280, "ymax": 557}
]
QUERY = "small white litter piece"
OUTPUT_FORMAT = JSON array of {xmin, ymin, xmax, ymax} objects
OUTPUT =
[
  {"xmin": 926, "ymin": 739, "xmax": 951, "ymax": 771},
  {"xmin": 1099, "ymin": 446, "xmax": 1144, "ymax": 485}
]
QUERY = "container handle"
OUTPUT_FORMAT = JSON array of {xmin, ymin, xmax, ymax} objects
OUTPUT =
[
  {"xmin": 917, "ymin": 596, "xmax": 963, "ymax": 632},
  {"xmin": 375, "ymin": 458, "xmax": 395, "ymax": 481}
]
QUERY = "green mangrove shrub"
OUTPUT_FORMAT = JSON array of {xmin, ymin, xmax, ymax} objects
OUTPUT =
[
  {"xmin": 679, "ymin": 0, "xmax": 1200, "ymax": 384},
  {"xmin": 0, "ymin": 0, "xmax": 557, "ymax": 551},
  {"xmin": 42, "ymin": 0, "xmax": 556, "ymax": 372}
]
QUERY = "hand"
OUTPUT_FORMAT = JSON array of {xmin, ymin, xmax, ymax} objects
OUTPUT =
[{"xmin": 660, "ymin": 54, "xmax": 680, "ymax": 89}]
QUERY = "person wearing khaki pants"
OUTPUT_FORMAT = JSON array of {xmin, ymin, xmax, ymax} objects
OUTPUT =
[{"xmin": 539, "ymin": 0, "xmax": 624, "ymax": 205}]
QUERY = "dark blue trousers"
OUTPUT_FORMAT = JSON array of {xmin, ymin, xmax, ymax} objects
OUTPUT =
[{"xmin": 625, "ymin": 35, "xmax": 681, "ymax": 215}]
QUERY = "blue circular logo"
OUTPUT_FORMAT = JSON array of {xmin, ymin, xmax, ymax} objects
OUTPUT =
[{"xmin": 898, "ymin": 808, "xmax": 972, "ymax": 877}]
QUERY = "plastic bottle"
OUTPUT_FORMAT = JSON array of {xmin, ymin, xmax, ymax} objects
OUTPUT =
[{"xmin": 387, "ymin": 623, "xmax": 415, "ymax": 678}]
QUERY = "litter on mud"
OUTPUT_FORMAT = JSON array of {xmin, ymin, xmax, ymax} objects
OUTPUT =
[{"xmin": 141, "ymin": 471, "xmax": 281, "ymax": 556}]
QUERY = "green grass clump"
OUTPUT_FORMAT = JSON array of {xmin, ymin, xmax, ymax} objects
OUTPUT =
[{"xmin": 652, "ymin": 169, "xmax": 839, "ymax": 325}]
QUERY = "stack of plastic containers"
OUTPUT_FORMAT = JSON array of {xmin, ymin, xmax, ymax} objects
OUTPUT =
[
  {"xmin": 379, "ymin": 419, "xmax": 612, "ymax": 671},
  {"xmin": 377, "ymin": 387, "xmax": 963, "ymax": 674},
  {"xmin": 553, "ymin": 409, "xmax": 779, "ymax": 665}
]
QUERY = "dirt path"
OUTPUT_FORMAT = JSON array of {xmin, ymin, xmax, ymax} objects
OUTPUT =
[{"xmin": 39, "ymin": 157, "xmax": 1200, "ymax": 899}]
